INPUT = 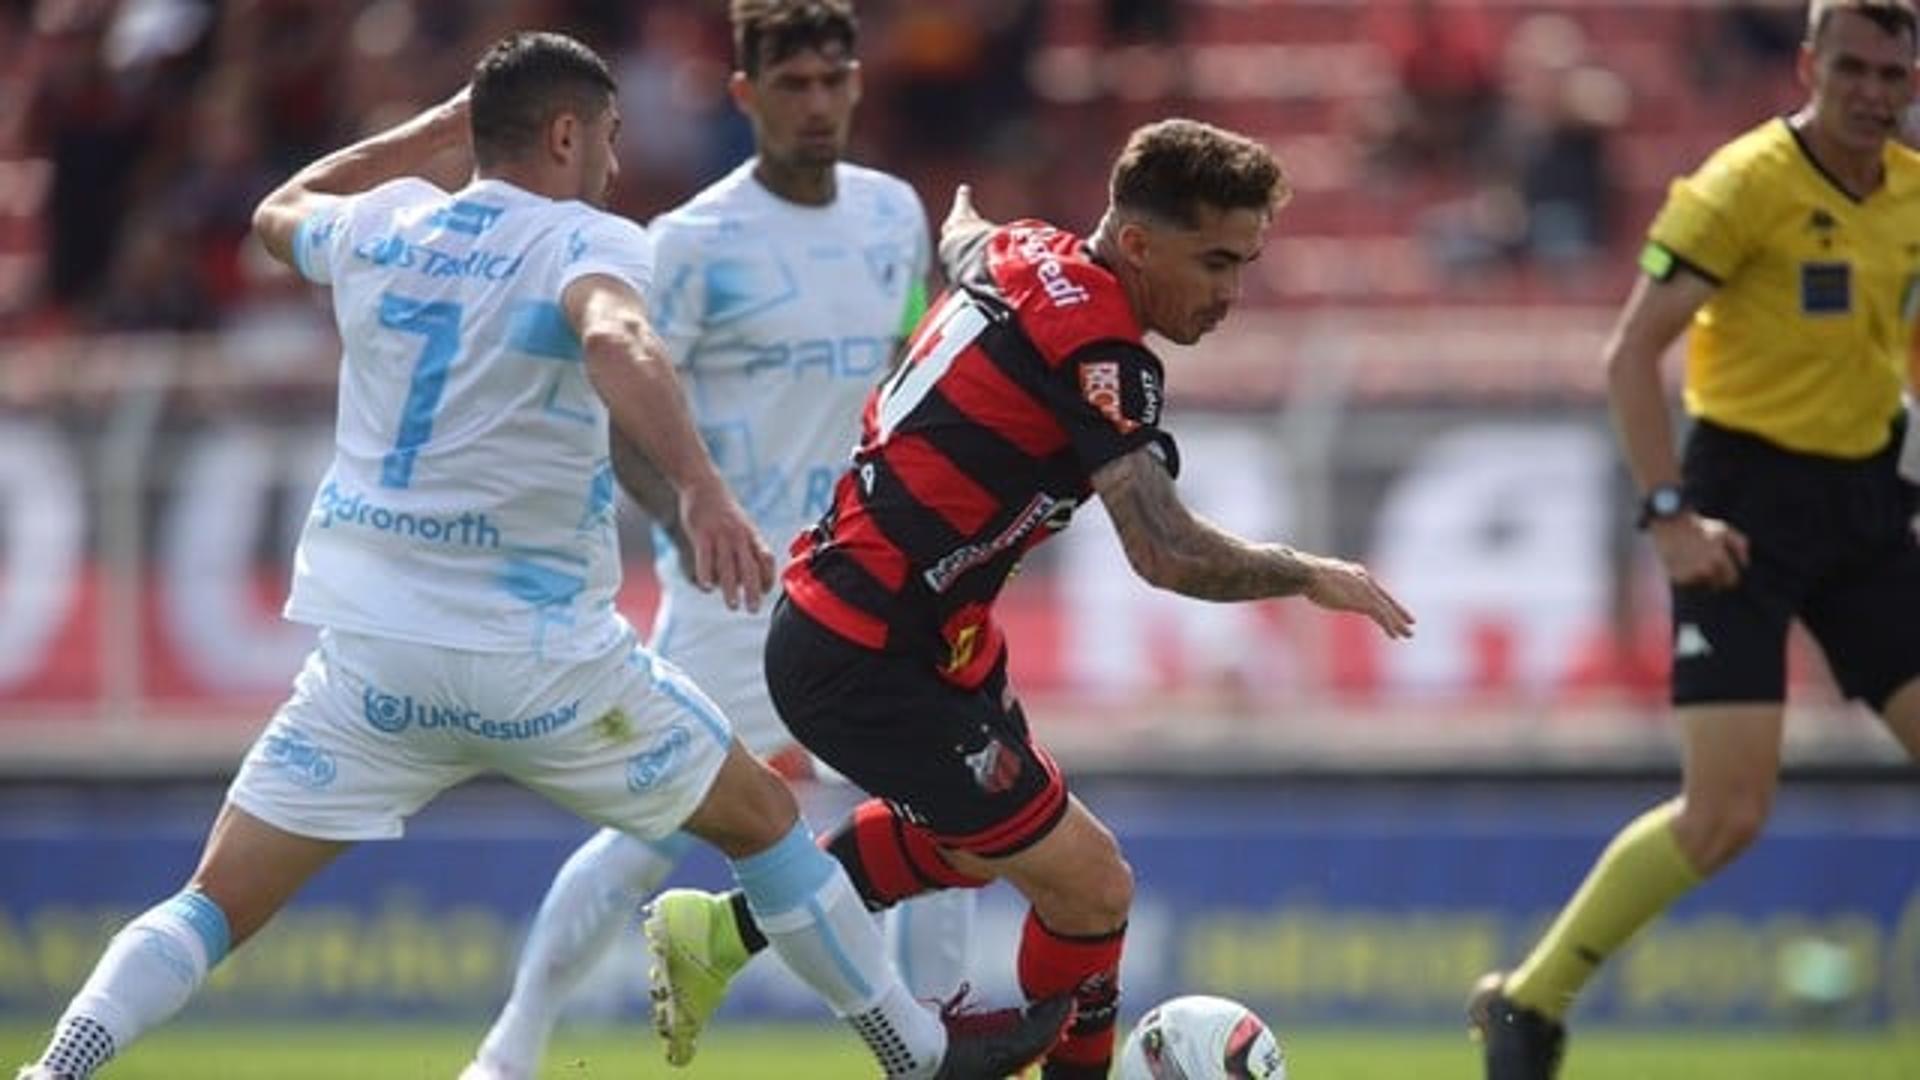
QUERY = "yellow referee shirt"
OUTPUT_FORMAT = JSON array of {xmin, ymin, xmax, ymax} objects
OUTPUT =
[{"xmin": 1643, "ymin": 118, "xmax": 1920, "ymax": 458}]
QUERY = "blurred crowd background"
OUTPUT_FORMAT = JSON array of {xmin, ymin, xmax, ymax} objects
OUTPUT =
[{"xmin": 4, "ymin": 0, "xmax": 1871, "ymax": 339}]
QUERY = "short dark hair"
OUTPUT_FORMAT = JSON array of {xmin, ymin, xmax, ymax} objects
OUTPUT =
[
  {"xmin": 1806, "ymin": 0, "xmax": 1918, "ymax": 47},
  {"xmin": 731, "ymin": 0, "xmax": 857, "ymax": 77},
  {"xmin": 1109, "ymin": 119, "xmax": 1290, "ymax": 228},
  {"xmin": 469, "ymin": 32, "xmax": 617, "ymax": 168}
]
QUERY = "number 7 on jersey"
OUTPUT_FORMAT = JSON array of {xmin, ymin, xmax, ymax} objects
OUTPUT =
[{"xmin": 378, "ymin": 292, "xmax": 463, "ymax": 489}]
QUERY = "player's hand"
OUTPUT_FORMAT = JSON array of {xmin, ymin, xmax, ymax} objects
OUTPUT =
[
  {"xmin": 1302, "ymin": 556, "xmax": 1416, "ymax": 640},
  {"xmin": 943, "ymin": 183, "xmax": 989, "ymax": 239},
  {"xmin": 1649, "ymin": 512, "xmax": 1749, "ymax": 589},
  {"xmin": 665, "ymin": 523, "xmax": 701, "ymax": 586},
  {"xmin": 678, "ymin": 478, "xmax": 776, "ymax": 612}
]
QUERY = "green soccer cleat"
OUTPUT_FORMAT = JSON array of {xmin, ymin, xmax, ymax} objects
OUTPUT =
[{"xmin": 643, "ymin": 888, "xmax": 752, "ymax": 1067}]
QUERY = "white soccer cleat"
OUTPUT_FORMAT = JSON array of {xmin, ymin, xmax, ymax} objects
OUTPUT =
[{"xmin": 16, "ymin": 1067, "xmax": 76, "ymax": 1080}]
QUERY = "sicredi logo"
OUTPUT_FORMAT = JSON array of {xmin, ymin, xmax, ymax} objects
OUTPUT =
[{"xmin": 1014, "ymin": 228, "xmax": 1091, "ymax": 308}]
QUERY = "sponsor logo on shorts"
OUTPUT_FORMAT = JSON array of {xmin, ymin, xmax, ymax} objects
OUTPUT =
[
  {"xmin": 965, "ymin": 735, "xmax": 1022, "ymax": 794},
  {"xmin": 625, "ymin": 724, "xmax": 693, "ymax": 792},
  {"xmin": 361, "ymin": 686, "xmax": 579, "ymax": 740},
  {"xmin": 261, "ymin": 726, "xmax": 338, "ymax": 790},
  {"xmin": 1674, "ymin": 623, "xmax": 1713, "ymax": 660}
]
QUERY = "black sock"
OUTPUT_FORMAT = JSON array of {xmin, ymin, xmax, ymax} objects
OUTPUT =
[{"xmin": 728, "ymin": 888, "xmax": 769, "ymax": 954}]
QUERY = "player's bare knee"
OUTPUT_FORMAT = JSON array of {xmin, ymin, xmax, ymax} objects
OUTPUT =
[
  {"xmin": 686, "ymin": 751, "xmax": 801, "ymax": 857},
  {"xmin": 1082, "ymin": 851, "xmax": 1134, "ymax": 927},
  {"xmin": 1027, "ymin": 841, "xmax": 1132, "ymax": 933}
]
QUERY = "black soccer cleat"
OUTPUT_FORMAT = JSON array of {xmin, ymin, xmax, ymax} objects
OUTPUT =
[
  {"xmin": 931, "ymin": 992, "xmax": 1075, "ymax": 1080},
  {"xmin": 1468, "ymin": 971, "xmax": 1566, "ymax": 1080}
]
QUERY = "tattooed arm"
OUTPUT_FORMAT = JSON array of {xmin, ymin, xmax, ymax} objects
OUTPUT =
[{"xmin": 1091, "ymin": 446, "xmax": 1415, "ymax": 638}]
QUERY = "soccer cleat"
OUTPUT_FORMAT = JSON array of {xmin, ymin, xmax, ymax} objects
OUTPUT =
[
  {"xmin": 16, "ymin": 1067, "xmax": 75, "ymax": 1080},
  {"xmin": 1467, "ymin": 971, "xmax": 1566, "ymax": 1080},
  {"xmin": 643, "ymin": 888, "xmax": 752, "ymax": 1067},
  {"xmin": 930, "ymin": 992, "xmax": 1074, "ymax": 1080}
]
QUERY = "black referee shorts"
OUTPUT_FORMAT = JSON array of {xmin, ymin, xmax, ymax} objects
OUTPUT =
[
  {"xmin": 763, "ymin": 598, "xmax": 1069, "ymax": 858},
  {"xmin": 1670, "ymin": 417, "xmax": 1920, "ymax": 710}
]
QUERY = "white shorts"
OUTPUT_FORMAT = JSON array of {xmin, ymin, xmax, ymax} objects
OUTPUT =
[
  {"xmin": 651, "ymin": 583, "xmax": 791, "ymax": 758},
  {"xmin": 227, "ymin": 626, "xmax": 732, "ymax": 843}
]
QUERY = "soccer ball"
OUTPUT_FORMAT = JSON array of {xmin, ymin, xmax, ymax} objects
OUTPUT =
[{"xmin": 1115, "ymin": 994, "xmax": 1286, "ymax": 1080}]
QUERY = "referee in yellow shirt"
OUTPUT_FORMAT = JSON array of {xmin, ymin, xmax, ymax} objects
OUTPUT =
[{"xmin": 1471, "ymin": 3, "xmax": 1920, "ymax": 1077}]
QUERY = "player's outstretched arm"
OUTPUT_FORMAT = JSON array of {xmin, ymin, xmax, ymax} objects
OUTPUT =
[
  {"xmin": 250, "ymin": 88, "xmax": 473, "ymax": 271},
  {"xmin": 1091, "ymin": 445, "xmax": 1414, "ymax": 639},
  {"xmin": 565, "ymin": 273, "xmax": 774, "ymax": 611},
  {"xmin": 1604, "ymin": 269, "xmax": 1749, "ymax": 588}
]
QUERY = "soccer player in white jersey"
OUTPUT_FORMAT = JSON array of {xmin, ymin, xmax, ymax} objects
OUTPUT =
[
  {"xmin": 466, "ymin": 6, "xmax": 977, "ymax": 1077},
  {"xmin": 16, "ymin": 32, "xmax": 1067, "ymax": 1080}
]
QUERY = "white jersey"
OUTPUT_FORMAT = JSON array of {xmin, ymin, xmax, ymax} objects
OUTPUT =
[
  {"xmin": 285, "ymin": 177, "xmax": 654, "ymax": 660},
  {"xmin": 638, "ymin": 161, "xmax": 926, "ymax": 750},
  {"xmin": 645, "ymin": 160, "xmax": 929, "ymax": 645}
]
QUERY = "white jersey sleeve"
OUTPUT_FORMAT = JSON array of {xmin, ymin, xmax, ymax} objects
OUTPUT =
[
  {"xmin": 292, "ymin": 179, "xmax": 446, "ymax": 286},
  {"xmin": 555, "ymin": 213, "xmax": 655, "ymax": 300}
]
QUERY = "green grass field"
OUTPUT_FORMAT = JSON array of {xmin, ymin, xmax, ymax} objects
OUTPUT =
[{"xmin": 3, "ymin": 1023, "xmax": 1916, "ymax": 1079}]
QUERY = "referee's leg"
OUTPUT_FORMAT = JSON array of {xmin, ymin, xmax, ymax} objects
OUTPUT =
[{"xmin": 1877, "ymin": 677, "xmax": 1920, "ymax": 759}]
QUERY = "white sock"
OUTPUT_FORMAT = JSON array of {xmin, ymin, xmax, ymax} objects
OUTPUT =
[
  {"xmin": 475, "ymin": 829, "xmax": 686, "ymax": 1075},
  {"xmin": 732, "ymin": 822, "xmax": 948, "ymax": 1079},
  {"xmin": 39, "ymin": 890, "xmax": 230, "ymax": 1079},
  {"xmin": 888, "ymin": 889, "xmax": 977, "ymax": 1003}
]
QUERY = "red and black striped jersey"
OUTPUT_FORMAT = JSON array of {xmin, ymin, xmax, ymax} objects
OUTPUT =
[{"xmin": 783, "ymin": 218, "xmax": 1180, "ymax": 688}]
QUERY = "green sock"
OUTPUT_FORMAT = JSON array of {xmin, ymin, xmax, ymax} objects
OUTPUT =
[{"xmin": 1505, "ymin": 800, "xmax": 1703, "ymax": 1019}]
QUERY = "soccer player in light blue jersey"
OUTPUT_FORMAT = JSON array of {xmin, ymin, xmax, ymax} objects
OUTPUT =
[
  {"xmin": 18, "ymin": 31, "xmax": 1065, "ymax": 1080},
  {"xmin": 465, "ymin": 5, "xmax": 980, "ymax": 1077}
]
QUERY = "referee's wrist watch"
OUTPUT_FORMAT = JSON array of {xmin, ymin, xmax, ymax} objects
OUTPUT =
[{"xmin": 1635, "ymin": 484, "xmax": 1687, "ymax": 530}]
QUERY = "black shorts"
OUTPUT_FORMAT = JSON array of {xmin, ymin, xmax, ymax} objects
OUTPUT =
[
  {"xmin": 764, "ymin": 598, "xmax": 1068, "ymax": 858},
  {"xmin": 1671, "ymin": 417, "xmax": 1920, "ymax": 709}
]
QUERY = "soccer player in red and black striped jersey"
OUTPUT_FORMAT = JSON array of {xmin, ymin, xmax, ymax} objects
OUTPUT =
[{"xmin": 645, "ymin": 118, "xmax": 1415, "ymax": 1080}]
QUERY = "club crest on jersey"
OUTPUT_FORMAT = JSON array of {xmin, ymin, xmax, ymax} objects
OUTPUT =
[{"xmin": 1081, "ymin": 361, "xmax": 1138, "ymax": 433}]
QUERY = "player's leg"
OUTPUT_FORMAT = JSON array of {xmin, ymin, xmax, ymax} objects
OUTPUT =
[
  {"xmin": 1881, "ymin": 677, "xmax": 1920, "ymax": 758},
  {"xmin": 1474, "ymin": 425, "xmax": 1806, "ymax": 1079},
  {"xmin": 466, "ymin": 605, "xmax": 762, "ymax": 1079},
  {"xmin": 887, "ymin": 887, "xmax": 978, "ymax": 1003},
  {"xmin": 1470, "ymin": 704, "xmax": 1781, "ymax": 1080},
  {"xmin": 664, "ymin": 603, "xmax": 1098, "ymax": 1076},
  {"xmin": 516, "ymin": 640, "xmax": 1064, "ymax": 1079},
  {"xmin": 1798, "ymin": 489, "xmax": 1920, "ymax": 762},
  {"xmin": 942, "ymin": 798, "xmax": 1132, "ymax": 1080},
  {"xmin": 26, "ymin": 805, "xmax": 346, "ymax": 1080},
  {"xmin": 674, "ymin": 740, "xmax": 970, "ymax": 1075},
  {"xmin": 466, "ymin": 828, "xmax": 690, "ymax": 1080},
  {"xmin": 22, "ymin": 631, "xmax": 459, "ymax": 1079}
]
